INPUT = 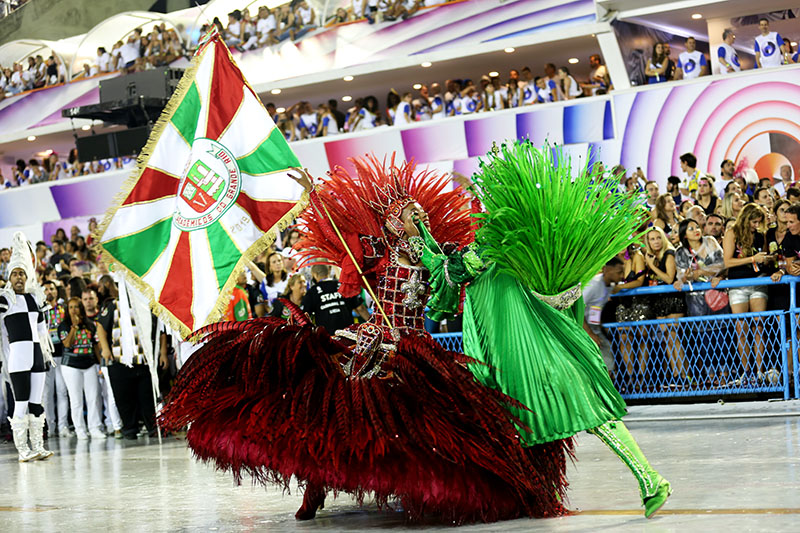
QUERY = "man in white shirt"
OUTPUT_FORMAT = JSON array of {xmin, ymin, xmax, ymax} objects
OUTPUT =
[
  {"xmin": 96, "ymin": 47, "xmax": 112, "ymax": 72},
  {"xmin": 119, "ymin": 36, "xmax": 141, "ymax": 72},
  {"xmin": 715, "ymin": 159, "xmax": 735, "ymax": 198},
  {"xmin": 675, "ymin": 37, "xmax": 707, "ymax": 80},
  {"xmin": 716, "ymin": 29, "xmax": 740, "ymax": 74},
  {"xmin": 581, "ymin": 54, "xmax": 608, "ymax": 95},
  {"xmin": 774, "ymin": 165, "xmax": 796, "ymax": 198},
  {"xmin": 429, "ymin": 83, "xmax": 446, "ymax": 119},
  {"xmin": 256, "ymin": 6, "xmax": 278, "ymax": 47},
  {"xmin": 9, "ymin": 63, "xmax": 25, "ymax": 94},
  {"xmin": 754, "ymin": 17, "xmax": 785, "ymax": 68}
]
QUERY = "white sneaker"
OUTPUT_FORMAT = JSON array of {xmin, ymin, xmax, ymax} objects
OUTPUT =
[
  {"xmin": 59, "ymin": 427, "xmax": 72, "ymax": 438},
  {"xmin": 90, "ymin": 430, "xmax": 107, "ymax": 440},
  {"xmin": 76, "ymin": 431, "xmax": 89, "ymax": 440}
]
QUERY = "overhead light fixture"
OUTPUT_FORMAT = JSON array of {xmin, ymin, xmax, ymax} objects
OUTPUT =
[
  {"xmin": 81, "ymin": 124, "xmax": 91, "ymax": 131},
  {"xmin": 504, "ymin": 47, "xmax": 515, "ymax": 53},
  {"xmin": 568, "ymin": 57, "xmax": 579, "ymax": 64},
  {"xmin": 270, "ymin": 88, "xmax": 281, "ymax": 95},
  {"xmin": 276, "ymin": 106, "xmax": 286, "ymax": 113},
  {"xmin": 342, "ymin": 95, "xmax": 352, "ymax": 102},
  {"xmin": 27, "ymin": 136, "xmax": 36, "ymax": 141},
  {"xmin": 691, "ymin": 13, "xmax": 702, "ymax": 19},
  {"xmin": 413, "ymin": 83, "xmax": 422, "ymax": 90},
  {"xmin": 421, "ymin": 61, "xmax": 432, "ymax": 68},
  {"xmin": 343, "ymin": 75, "xmax": 354, "ymax": 81},
  {"xmin": 488, "ymin": 71, "xmax": 499, "ymax": 77}
]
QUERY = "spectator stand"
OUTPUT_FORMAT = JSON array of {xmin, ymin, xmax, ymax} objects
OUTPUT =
[
  {"xmin": 603, "ymin": 276, "xmax": 800, "ymax": 401},
  {"xmin": 68, "ymin": 11, "xmax": 183, "ymax": 78}
]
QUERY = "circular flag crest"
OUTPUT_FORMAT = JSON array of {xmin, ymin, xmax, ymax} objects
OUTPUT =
[{"xmin": 174, "ymin": 137, "xmax": 241, "ymax": 231}]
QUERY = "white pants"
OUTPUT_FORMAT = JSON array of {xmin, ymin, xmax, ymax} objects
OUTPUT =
[
  {"xmin": 61, "ymin": 364, "xmax": 103, "ymax": 435},
  {"xmin": 100, "ymin": 365, "xmax": 122, "ymax": 431},
  {"xmin": 44, "ymin": 356, "xmax": 71, "ymax": 432}
]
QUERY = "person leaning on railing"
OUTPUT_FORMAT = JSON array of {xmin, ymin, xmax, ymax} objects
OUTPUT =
[
  {"xmin": 723, "ymin": 203, "xmax": 770, "ymax": 386},
  {"xmin": 644, "ymin": 227, "xmax": 687, "ymax": 388},
  {"xmin": 610, "ymin": 241, "xmax": 651, "ymax": 393}
]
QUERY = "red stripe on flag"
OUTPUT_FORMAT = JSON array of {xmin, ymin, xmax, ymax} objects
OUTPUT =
[
  {"xmin": 122, "ymin": 167, "xmax": 180, "ymax": 205},
  {"xmin": 236, "ymin": 193, "xmax": 293, "ymax": 233},
  {"xmin": 159, "ymin": 231, "xmax": 195, "ymax": 331},
  {"xmin": 206, "ymin": 41, "xmax": 245, "ymax": 140}
]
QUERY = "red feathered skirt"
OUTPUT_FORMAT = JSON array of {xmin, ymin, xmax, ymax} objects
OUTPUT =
[{"xmin": 159, "ymin": 318, "xmax": 573, "ymax": 524}]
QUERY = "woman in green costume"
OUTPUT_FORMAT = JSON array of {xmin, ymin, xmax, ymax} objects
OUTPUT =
[{"xmin": 410, "ymin": 142, "xmax": 672, "ymax": 518}]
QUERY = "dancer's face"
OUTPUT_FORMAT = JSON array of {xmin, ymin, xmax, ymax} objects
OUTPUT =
[
  {"xmin": 401, "ymin": 202, "xmax": 429, "ymax": 237},
  {"xmin": 9, "ymin": 268, "xmax": 26, "ymax": 294}
]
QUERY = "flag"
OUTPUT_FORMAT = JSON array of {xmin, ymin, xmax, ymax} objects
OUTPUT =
[{"xmin": 96, "ymin": 30, "xmax": 307, "ymax": 337}]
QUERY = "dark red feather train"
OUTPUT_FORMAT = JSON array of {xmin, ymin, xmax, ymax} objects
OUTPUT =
[{"xmin": 159, "ymin": 318, "xmax": 574, "ymax": 524}]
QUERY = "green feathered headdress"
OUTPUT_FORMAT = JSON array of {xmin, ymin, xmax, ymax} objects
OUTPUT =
[{"xmin": 471, "ymin": 141, "xmax": 647, "ymax": 296}]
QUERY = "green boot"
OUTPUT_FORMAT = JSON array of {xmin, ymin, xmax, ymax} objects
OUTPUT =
[{"xmin": 588, "ymin": 420, "xmax": 672, "ymax": 518}]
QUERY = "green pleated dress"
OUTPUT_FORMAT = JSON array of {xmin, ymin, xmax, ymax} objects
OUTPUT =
[{"xmin": 461, "ymin": 264, "xmax": 627, "ymax": 446}]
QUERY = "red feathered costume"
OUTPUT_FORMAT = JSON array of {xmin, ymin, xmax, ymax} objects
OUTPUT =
[{"xmin": 159, "ymin": 155, "xmax": 573, "ymax": 524}]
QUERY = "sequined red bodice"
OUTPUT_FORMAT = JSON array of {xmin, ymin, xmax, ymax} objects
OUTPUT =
[{"xmin": 371, "ymin": 263, "xmax": 430, "ymax": 333}]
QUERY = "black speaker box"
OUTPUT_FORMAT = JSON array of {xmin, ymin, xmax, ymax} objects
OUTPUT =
[
  {"xmin": 99, "ymin": 67, "xmax": 183, "ymax": 103},
  {"xmin": 76, "ymin": 126, "xmax": 150, "ymax": 162}
]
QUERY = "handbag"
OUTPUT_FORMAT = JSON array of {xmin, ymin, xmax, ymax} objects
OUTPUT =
[{"xmin": 704, "ymin": 289, "xmax": 729, "ymax": 311}]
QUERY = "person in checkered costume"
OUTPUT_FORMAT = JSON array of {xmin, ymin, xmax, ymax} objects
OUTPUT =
[{"xmin": 0, "ymin": 232, "xmax": 54, "ymax": 462}]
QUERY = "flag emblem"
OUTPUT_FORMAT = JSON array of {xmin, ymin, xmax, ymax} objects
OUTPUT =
[
  {"xmin": 175, "ymin": 138, "xmax": 242, "ymax": 229},
  {"xmin": 95, "ymin": 30, "xmax": 307, "ymax": 336}
]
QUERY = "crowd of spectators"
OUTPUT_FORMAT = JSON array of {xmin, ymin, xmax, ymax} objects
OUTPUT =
[
  {"xmin": 588, "ymin": 153, "xmax": 800, "ymax": 393},
  {"xmin": 1, "ymin": 149, "xmax": 130, "ymax": 188},
  {"xmin": 645, "ymin": 18, "xmax": 800, "ymax": 83},
  {"xmin": 0, "ymin": 54, "xmax": 67, "ymax": 96},
  {"xmin": 269, "ymin": 57, "xmax": 609, "ymax": 140}
]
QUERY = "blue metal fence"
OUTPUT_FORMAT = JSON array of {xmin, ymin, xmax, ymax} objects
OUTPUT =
[
  {"xmin": 604, "ymin": 275, "xmax": 800, "ymax": 401},
  {"xmin": 431, "ymin": 276, "xmax": 800, "ymax": 401}
]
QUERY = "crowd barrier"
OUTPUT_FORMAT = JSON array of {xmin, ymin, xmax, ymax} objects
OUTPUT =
[{"xmin": 431, "ymin": 276, "xmax": 800, "ymax": 402}]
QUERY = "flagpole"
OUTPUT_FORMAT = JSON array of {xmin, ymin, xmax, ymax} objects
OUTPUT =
[{"xmin": 317, "ymin": 201, "xmax": 394, "ymax": 330}]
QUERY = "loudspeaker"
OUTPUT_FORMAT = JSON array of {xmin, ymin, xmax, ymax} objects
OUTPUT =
[
  {"xmin": 99, "ymin": 67, "xmax": 183, "ymax": 103},
  {"xmin": 76, "ymin": 126, "xmax": 151, "ymax": 162}
]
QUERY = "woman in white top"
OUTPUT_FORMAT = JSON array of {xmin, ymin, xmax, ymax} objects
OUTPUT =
[
  {"xmin": 96, "ymin": 47, "xmax": 112, "ymax": 72},
  {"xmin": 249, "ymin": 252, "xmax": 289, "ymax": 308},
  {"xmin": 558, "ymin": 66, "xmax": 582, "ymax": 99},
  {"xmin": 393, "ymin": 93, "xmax": 414, "ymax": 126},
  {"xmin": 318, "ymin": 103, "xmax": 340, "ymax": 136}
]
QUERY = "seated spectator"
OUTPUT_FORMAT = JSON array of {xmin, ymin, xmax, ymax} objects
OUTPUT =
[
  {"xmin": 645, "ymin": 42, "xmax": 668, "ymax": 84},
  {"xmin": 327, "ymin": 6, "xmax": 352, "ymax": 25},
  {"xmin": 687, "ymin": 205, "xmax": 706, "ymax": 227},
  {"xmin": 292, "ymin": 1, "xmax": 317, "ymax": 40},
  {"xmin": 251, "ymin": 6, "xmax": 278, "ymax": 48},
  {"xmin": 717, "ymin": 29, "xmax": 740, "ymax": 74},
  {"xmin": 8, "ymin": 62, "xmax": 27, "ymax": 94},
  {"xmin": 558, "ymin": 66, "xmax": 582, "ymax": 99},
  {"xmin": 675, "ymin": 37, "xmax": 707, "ymax": 80},
  {"xmin": 224, "ymin": 10, "xmax": 244, "ymax": 48},
  {"xmin": 774, "ymin": 164, "xmax": 795, "ymax": 197}
]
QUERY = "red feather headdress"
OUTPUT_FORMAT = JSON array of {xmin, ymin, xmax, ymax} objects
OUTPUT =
[{"xmin": 296, "ymin": 154, "xmax": 472, "ymax": 297}]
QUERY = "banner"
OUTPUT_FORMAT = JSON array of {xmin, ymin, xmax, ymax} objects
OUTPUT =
[{"xmin": 97, "ymin": 30, "xmax": 306, "ymax": 336}]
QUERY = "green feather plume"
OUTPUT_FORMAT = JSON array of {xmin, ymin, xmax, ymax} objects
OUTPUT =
[{"xmin": 472, "ymin": 141, "xmax": 647, "ymax": 296}]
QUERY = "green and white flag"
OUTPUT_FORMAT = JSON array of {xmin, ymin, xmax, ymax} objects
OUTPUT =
[{"xmin": 97, "ymin": 30, "xmax": 306, "ymax": 337}]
